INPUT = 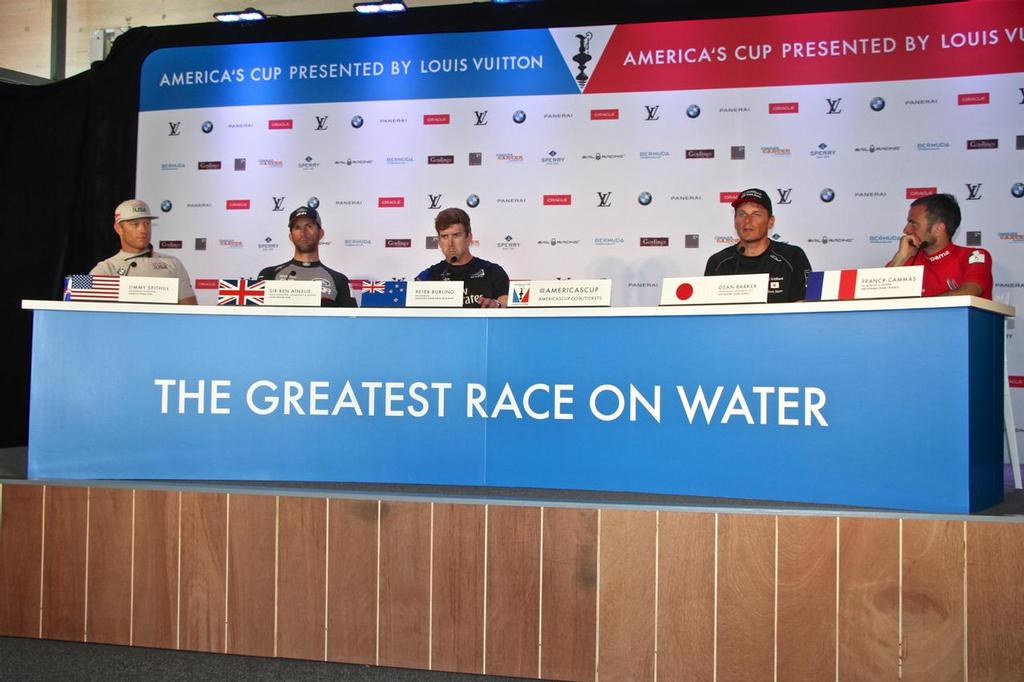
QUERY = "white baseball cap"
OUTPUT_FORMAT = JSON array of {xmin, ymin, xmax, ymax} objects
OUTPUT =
[{"xmin": 114, "ymin": 199, "xmax": 159, "ymax": 222}]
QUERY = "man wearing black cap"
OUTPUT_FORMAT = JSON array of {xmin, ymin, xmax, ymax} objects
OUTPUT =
[
  {"xmin": 257, "ymin": 206, "xmax": 357, "ymax": 307},
  {"xmin": 703, "ymin": 188, "xmax": 812, "ymax": 303}
]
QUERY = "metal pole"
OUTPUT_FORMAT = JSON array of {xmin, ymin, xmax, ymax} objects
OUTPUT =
[{"xmin": 50, "ymin": 0, "xmax": 67, "ymax": 81}]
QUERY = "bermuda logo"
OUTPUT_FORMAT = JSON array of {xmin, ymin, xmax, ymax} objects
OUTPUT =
[
  {"xmin": 474, "ymin": 110, "xmax": 488, "ymax": 126},
  {"xmin": 428, "ymin": 193, "xmax": 443, "ymax": 210},
  {"xmin": 965, "ymin": 183, "xmax": 983, "ymax": 201},
  {"xmin": 168, "ymin": 121, "xmax": 181, "ymax": 136},
  {"xmin": 314, "ymin": 115, "xmax": 329, "ymax": 131},
  {"xmin": 777, "ymin": 188, "xmax": 793, "ymax": 204},
  {"xmin": 644, "ymin": 105, "xmax": 660, "ymax": 121},
  {"xmin": 597, "ymin": 191, "xmax": 612, "ymax": 207},
  {"xmin": 272, "ymin": 197, "xmax": 285, "ymax": 211},
  {"xmin": 826, "ymin": 98, "xmax": 843, "ymax": 114}
]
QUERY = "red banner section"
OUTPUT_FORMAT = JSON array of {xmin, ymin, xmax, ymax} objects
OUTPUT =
[
  {"xmin": 586, "ymin": 1, "xmax": 1024, "ymax": 92},
  {"xmin": 1010, "ymin": 376, "xmax": 1024, "ymax": 388}
]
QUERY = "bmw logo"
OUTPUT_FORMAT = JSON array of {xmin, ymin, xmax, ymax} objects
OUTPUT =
[
  {"xmin": 512, "ymin": 110, "xmax": 527, "ymax": 124},
  {"xmin": 160, "ymin": 200, "xmax": 172, "ymax": 213},
  {"xmin": 1012, "ymin": 182, "xmax": 1024, "ymax": 198},
  {"xmin": 201, "ymin": 121, "xmax": 214, "ymax": 133},
  {"xmin": 350, "ymin": 115, "xmax": 364, "ymax": 128},
  {"xmin": 638, "ymin": 191, "xmax": 653, "ymax": 206},
  {"xmin": 869, "ymin": 97, "xmax": 885, "ymax": 112},
  {"xmin": 686, "ymin": 104, "xmax": 701, "ymax": 119},
  {"xmin": 307, "ymin": 196, "xmax": 320, "ymax": 209},
  {"xmin": 466, "ymin": 194, "xmax": 480, "ymax": 208},
  {"xmin": 820, "ymin": 188, "xmax": 836, "ymax": 203}
]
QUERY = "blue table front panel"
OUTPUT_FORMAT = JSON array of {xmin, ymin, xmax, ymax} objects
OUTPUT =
[{"xmin": 28, "ymin": 307, "xmax": 1003, "ymax": 512}]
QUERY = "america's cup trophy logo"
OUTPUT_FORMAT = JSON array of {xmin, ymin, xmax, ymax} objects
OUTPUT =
[{"xmin": 573, "ymin": 32, "xmax": 593, "ymax": 87}]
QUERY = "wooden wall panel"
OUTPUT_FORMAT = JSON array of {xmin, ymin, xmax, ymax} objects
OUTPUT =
[
  {"xmin": 277, "ymin": 496, "xmax": 327, "ymax": 661},
  {"xmin": 966, "ymin": 521, "xmax": 1024, "ymax": 682},
  {"xmin": 485, "ymin": 505, "xmax": 541, "ymax": 678},
  {"xmin": 540, "ymin": 507, "xmax": 597, "ymax": 682},
  {"xmin": 132, "ymin": 489, "xmax": 179, "ymax": 649},
  {"xmin": 598, "ymin": 510, "xmax": 656, "ymax": 682},
  {"xmin": 902, "ymin": 520, "xmax": 964, "ymax": 682},
  {"xmin": 41, "ymin": 485, "xmax": 88, "ymax": 641},
  {"xmin": 226, "ymin": 494, "xmax": 276, "ymax": 657},
  {"xmin": 378, "ymin": 501, "xmax": 431, "ymax": 670},
  {"xmin": 85, "ymin": 487, "xmax": 133, "ymax": 645},
  {"xmin": 430, "ymin": 503, "xmax": 484, "ymax": 674},
  {"xmin": 0, "ymin": 484, "xmax": 44, "ymax": 637},
  {"xmin": 178, "ymin": 491, "xmax": 226, "ymax": 653},
  {"xmin": 838, "ymin": 517, "xmax": 899, "ymax": 682},
  {"xmin": 716, "ymin": 513, "xmax": 775, "ymax": 682},
  {"xmin": 657, "ymin": 511, "xmax": 714, "ymax": 682},
  {"xmin": 777, "ymin": 515, "xmax": 836, "ymax": 681},
  {"xmin": 326, "ymin": 499, "xmax": 378, "ymax": 665}
]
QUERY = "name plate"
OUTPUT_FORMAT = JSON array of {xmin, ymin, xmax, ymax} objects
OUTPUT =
[
  {"xmin": 63, "ymin": 274, "xmax": 177, "ymax": 304},
  {"xmin": 118, "ymin": 276, "xmax": 178, "ymax": 303},
  {"xmin": 660, "ymin": 274, "xmax": 769, "ymax": 305},
  {"xmin": 805, "ymin": 266, "xmax": 924, "ymax": 301},
  {"xmin": 508, "ymin": 279, "xmax": 612, "ymax": 307},
  {"xmin": 263, "ymin": 280, "xmax": 321, "ymax": 306},
  {"xmin": 406, "ymin": 281, "xmax": 463, "ymax": 307}
]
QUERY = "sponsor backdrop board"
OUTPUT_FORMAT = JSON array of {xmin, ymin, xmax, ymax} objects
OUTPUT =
[
  {"xmin": 27, "ymin": 303, "xmax": 1006, "ymax": 513},
  {"xmin": 135, "ymin": 1, "xmax": 1024, "ymax": 448}
]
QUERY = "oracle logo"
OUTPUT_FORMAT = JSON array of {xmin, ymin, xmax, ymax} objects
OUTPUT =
[
  {"xmin": 769, "ymin": 102, "xmax": 799, "ymax": 114},
  {"xmin": 195, "ymin": 279, "xmax": 220, "ymax": 290},
  {"xmin": 543, "ymin": 194, "xmax": 572, "ymax": 205},
  {"xmin": 957, "ymin": 93, "xmax": 990, "ymax": 105},
  {"xmin": 226, "ymin": 200, "xmax": 251, "ymax": 210},
  {"xmin": 720, "ymin": 191, "xmax": 741, "ymax": 203},
  {"xmin": 378, "ymin": 197, "xmax": 406, "ymax": 208},
  {"xmin": 423, "ymin": 114, "xmax": 451, "ymax": 125},
  {"xmin": 268, "ymin": 119, "xmax": 293, "ymax": 129},
  {"xmin": 590, "ymin": 109, "xmax": 620, "ymax": 120},
  {"xmin": 905, "ymin": 187, "xmax": 938, "ymax": 199}
]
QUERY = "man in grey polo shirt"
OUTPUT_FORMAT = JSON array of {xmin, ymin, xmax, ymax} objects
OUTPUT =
[{"xmin": 91, "ymin": 199, "xmax": 197, "ymax": 304}]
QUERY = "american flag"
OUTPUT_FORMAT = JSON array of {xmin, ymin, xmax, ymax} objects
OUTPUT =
[
  {"xmin": 217, "ymin": 278, "xmax": 265, "ymax": 305},
  {"xmin": 64, "ymin": 274, "xmax": 120, "ymax": 301}
]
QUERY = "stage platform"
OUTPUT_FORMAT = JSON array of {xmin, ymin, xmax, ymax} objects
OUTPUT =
[{"xmin": 2, "ymin": 448, "xmax": 1022, "ymax": 682}]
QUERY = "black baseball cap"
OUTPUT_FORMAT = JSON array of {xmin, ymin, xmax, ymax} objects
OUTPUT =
[
  {"xmin": 731, "ymin": 188, "xmax": 772, "ymax": 216},
  {"xmin": 288, "ymin": 206, "xmax": 321, "ymax": 227}
]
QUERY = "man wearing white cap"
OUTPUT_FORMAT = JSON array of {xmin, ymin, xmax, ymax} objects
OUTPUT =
[{"xmin": 90, "ymin": 199, "xmax": 197, "ymax": 304}]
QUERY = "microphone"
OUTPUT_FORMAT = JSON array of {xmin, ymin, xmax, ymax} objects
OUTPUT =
[
  {"xmin": 918, "ymin": 241, "xmax": 929, "ymax": 251},
  {"xmin": 118, "ymin": 261, "xmax": 138, "ymax": 276},
  {"xmin": 287, "ymin": 270, "xmax": 297, "ymax": 280},
  {"xmin": 449, "ymin": 255, "xmax": 459, "ymax": 263}
]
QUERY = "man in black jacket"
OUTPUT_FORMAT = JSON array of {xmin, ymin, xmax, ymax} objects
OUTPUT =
[
  {"xmin": 258, "ymin": 206, "xmax": 357, "ymax": 307},
  {"xmin": 704, "ymin": 188, "xmax": 812, "ymax": 303}
]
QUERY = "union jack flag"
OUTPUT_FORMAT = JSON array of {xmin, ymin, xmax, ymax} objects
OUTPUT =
[
  {"xmin": 63, "ymin": 274, "xmax": 120, "ymax": 301},
  {"xmin": 362, "ymin": 280, "xmax": 385, "ymax": 294},
  {"xmin": 217, "ymin": 278, "xmax": 265, "ymax": 305},
  {"xmin": 361, "ymin": 280, "xmax": 407, "ymax": 308}
]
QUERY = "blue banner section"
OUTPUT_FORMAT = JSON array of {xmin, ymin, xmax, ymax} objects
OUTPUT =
[
  {"xmin": 139, "ymin": 30, "xmax": 579, "ymax": 110},
  {"xmin": 28, "ymin": 306, "xmax": 1004, "ymax": 513}
]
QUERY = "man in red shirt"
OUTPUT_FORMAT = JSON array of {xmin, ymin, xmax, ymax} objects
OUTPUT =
[{"xmin": 886, "ymin": 193, "xmax": 993, "ymax": 299}]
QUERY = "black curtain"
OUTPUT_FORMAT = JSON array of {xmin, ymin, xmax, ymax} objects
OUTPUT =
[{"xmin": 0, "ymin": 0, "xmax": 933, "ymax": 448}]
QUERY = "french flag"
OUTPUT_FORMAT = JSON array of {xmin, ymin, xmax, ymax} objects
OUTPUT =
[{"xmin": 805, "ymin": 270, "xmax": 858, "ymax": 301}]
